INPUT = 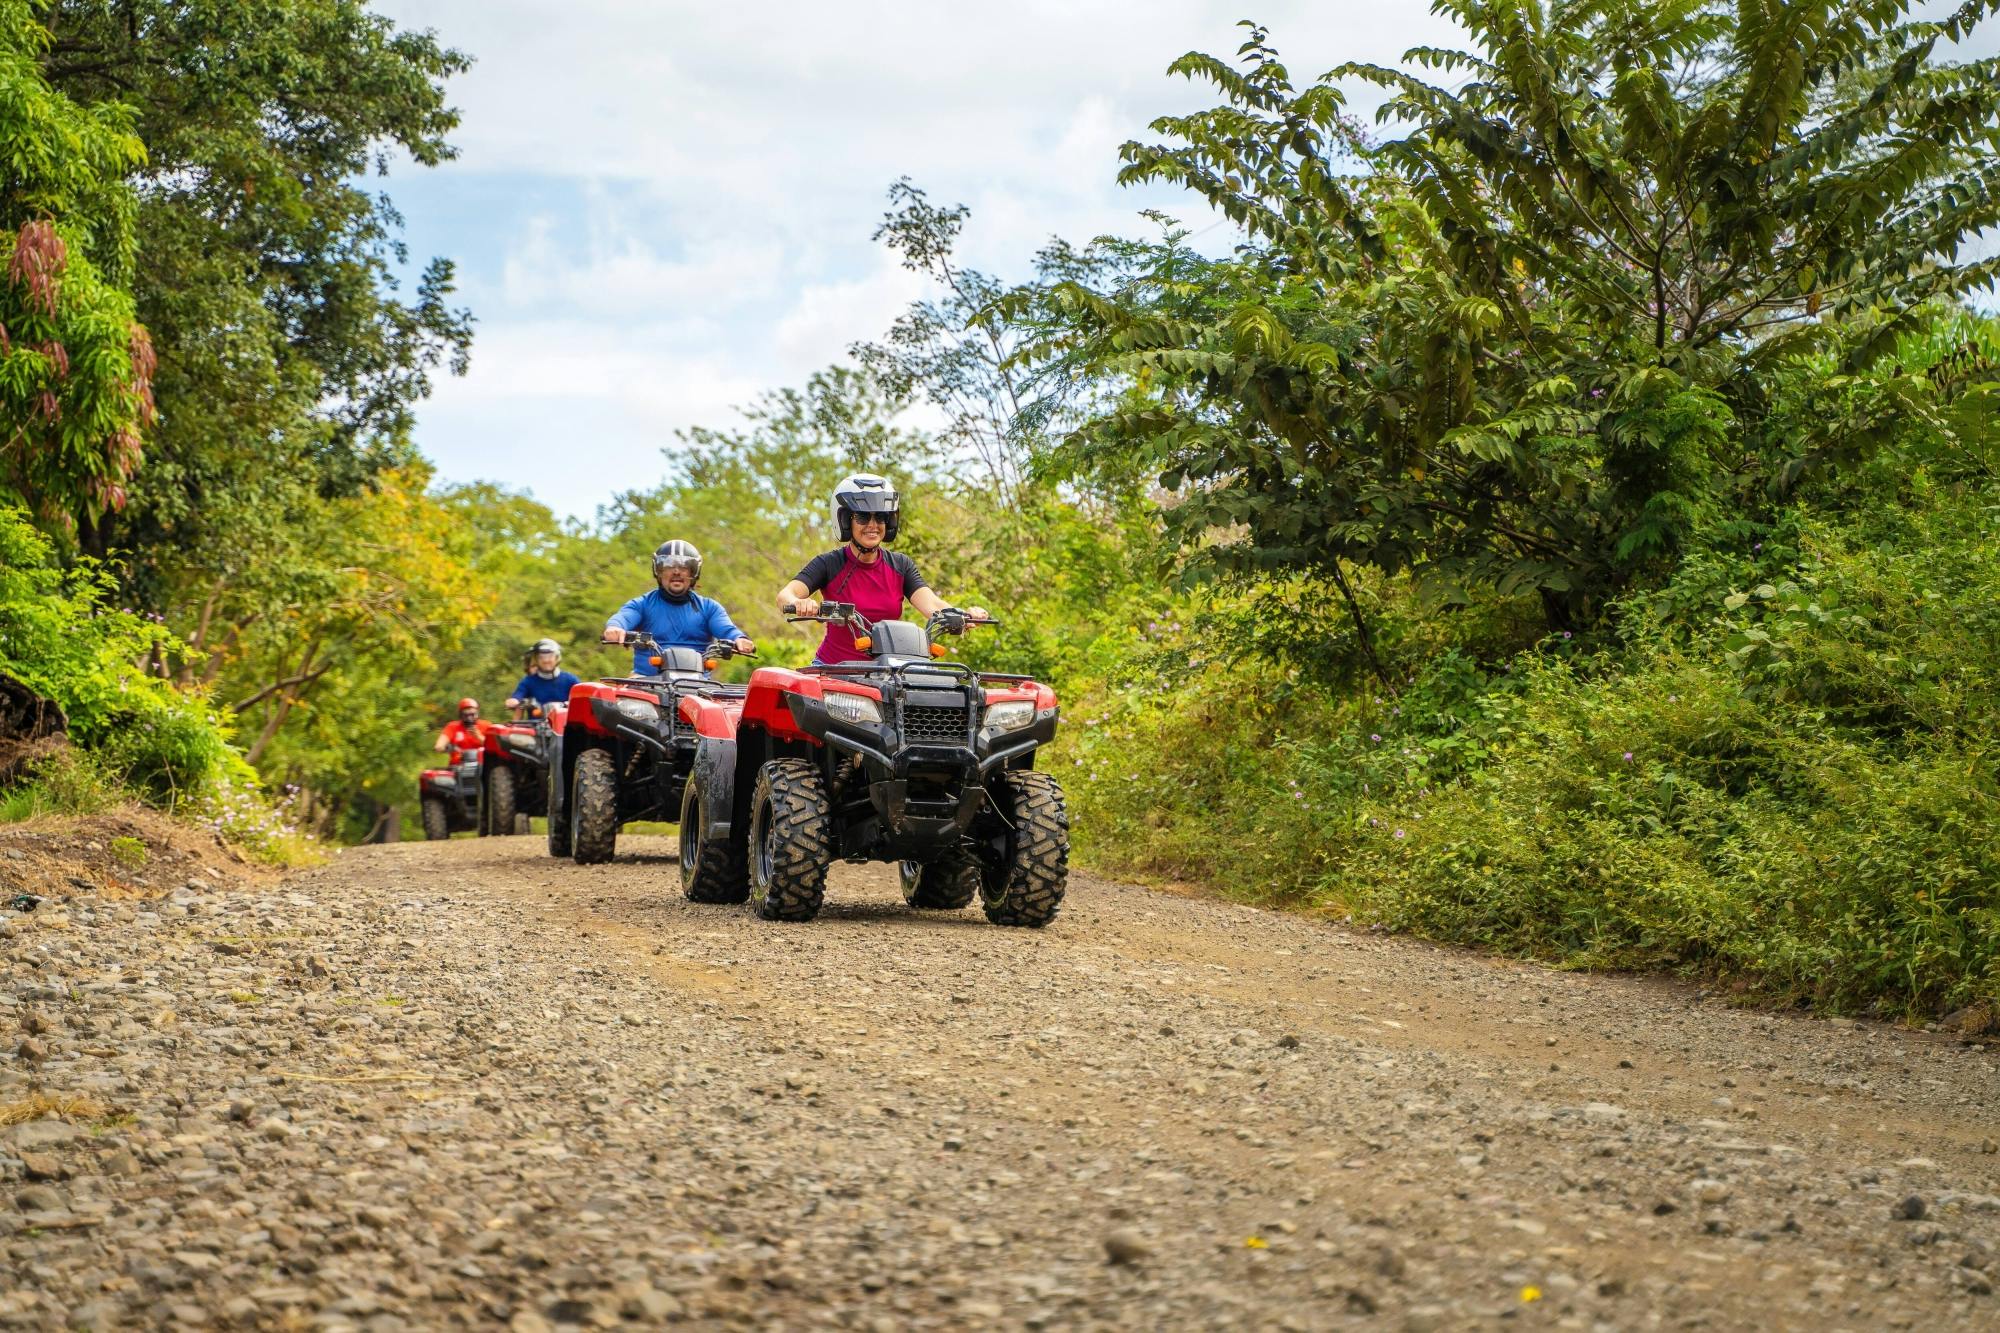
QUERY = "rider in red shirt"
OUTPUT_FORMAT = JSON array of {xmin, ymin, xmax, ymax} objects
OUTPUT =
[
  {"xmin": 775, "ymin": 473, "xmax": 986, "ymax": 663},
  {"xmin": 433, "ymin": 698, "xmax": 489, "ymax": 754}
]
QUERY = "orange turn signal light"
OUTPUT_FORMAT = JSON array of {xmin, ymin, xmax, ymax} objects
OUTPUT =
[
  {"xmin": 648, "ymin": 655, "xmax": 662, "ymax": 667},
  {"xmin": 930, "ymin": 644, "xmax": 948, "ymax": 658},
  {"xmin": 703, "ymin": 658, "xmax": 717, "ymax": 670},
  {"xmin": 854, "ymin": 635, "xmax": 872, "ymax": 651}
]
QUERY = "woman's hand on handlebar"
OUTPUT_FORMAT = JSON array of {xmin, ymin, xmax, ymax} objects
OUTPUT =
[{"xmin": 787, "ymin": 598, "xmax": 820, "ymax": 618}]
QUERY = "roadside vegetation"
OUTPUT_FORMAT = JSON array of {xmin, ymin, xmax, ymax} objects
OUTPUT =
[{"xmin": 1, "ymin": 1, "xmax": 1995, "ymax": 1014}]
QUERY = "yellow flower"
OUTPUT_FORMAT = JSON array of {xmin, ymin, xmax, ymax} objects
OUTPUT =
[
  {"xmin": 1521, "ymin": 1285, "xmax": 1542, "ymax": 1303},
  {"xmin": 1245, "ymin": 1236, "xmax": 1268, "ymax": 1249}
]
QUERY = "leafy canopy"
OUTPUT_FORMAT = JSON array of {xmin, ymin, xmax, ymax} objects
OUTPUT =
[{"xmin": 1024, "ymin": 4, "xmax": 2000, "ymax": 620}]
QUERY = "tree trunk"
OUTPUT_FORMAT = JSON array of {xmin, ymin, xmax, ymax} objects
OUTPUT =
[{"xmin": 0, "ymin": 671, "xmax": 68, "ymax": 787}]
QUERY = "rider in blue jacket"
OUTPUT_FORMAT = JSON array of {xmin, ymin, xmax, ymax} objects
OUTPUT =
[
  {"xmin": 602, "ymin": 540, "xmax": 755, "ymax": 676},
  {"xmin": 506, "ymin": 638, "xmax": 581, "ymax": 715}
]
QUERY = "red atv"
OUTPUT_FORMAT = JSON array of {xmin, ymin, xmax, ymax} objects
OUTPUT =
[
  {"xmin": 677, "ymin": 604, "xmax": 1067, "ymax": 927},
  {"xmin": 418, "ymin": 742, "xmax": 484, "ymax": 841},
  {"xmin": 544, "ymin": 634, "xmax": 750, "ymax": 863},
  {"xmin": 476, "ymin": 702, "xmax": 558, "ymax": 837}
]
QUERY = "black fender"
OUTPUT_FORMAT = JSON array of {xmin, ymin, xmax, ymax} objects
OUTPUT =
[
  {"xmin": 690, "ymin": 735, "xmax": 739, "ymax": 842},
  {"xmin": 547, "ymin": 733, "xmax": 570, "ymax": 823}
]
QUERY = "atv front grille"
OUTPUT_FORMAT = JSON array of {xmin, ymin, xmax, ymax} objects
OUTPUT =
[{"xmin": 902, "ymin": 703, "xmax": 970, "ymax": 744}]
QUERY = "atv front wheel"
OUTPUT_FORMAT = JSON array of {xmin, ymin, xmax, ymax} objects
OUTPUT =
[
  {"xmin": 569, "ymin": 747, "xmax": 618, "ymax": 864},
  {"xmin": 980, "ymin": 770, "xmax": 1068, "ymax": 928},
  {"xmin": 421, "ymin": 796, "xmax": 449, "ymax": 842},
  {"xmin": 485, "ymin": 764, "xmax": 517, "ymax": 837},
  {"xmin": 681, "ymin": 768, "xmax": 748, "ymax": 903},
  {"xmin": 900, "ymin": 850, "xmax": 978, "ymax": 910},
  {"xmin": 748, "ymin": 758, "xmax": 831, "ymax": 922},
  {"xmin": 545, "ymin": 760, "xmax": 569, "ymax": 857}
]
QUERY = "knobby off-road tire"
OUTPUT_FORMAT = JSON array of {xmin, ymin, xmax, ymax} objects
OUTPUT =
[
  {"xmin": 899, "ymin": 850, "xmax": 979, "ymax": 910},
  {"xmin": 980, "ymin": 770, "xmax": 1068, "ymax": 928},
  {"xmin": 421, "ymin": 796, "xmax": 450, "ymax": 842},
  {"xmin": 545, "ymin": 760, "xmax": 569, "ymax": 857},
  {"xmin": 749, "ymin": 758, "xmax": 831, "ymax": 922},
  {"xmin": 680, "ymin": 768, "xmax": 748, "ymax": 904},
  {"xmin": 569, "ymin": 747, "xmax": 619, "ymax": 864},
  {"xmin": 485, "ymin": 764, "xmax": 517, "ymax": 838}
]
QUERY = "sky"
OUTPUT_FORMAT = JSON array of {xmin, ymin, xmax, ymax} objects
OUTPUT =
[
  {"xmin": 371, "ymin": 2, "xmax": 1999, "ymax": 523},
  {"xmin": 368, "ymin": 1, "xmax": 1469, "ymax": 521}
]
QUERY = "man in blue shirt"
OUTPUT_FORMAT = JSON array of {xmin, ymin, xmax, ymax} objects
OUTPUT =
[
  {"xmin": 602, "ymin": 540, "xmax": 755, "ymax": 675},
  {"xmin": 506, "ymin": 638, "xmax": 581, "ymax": 715}
]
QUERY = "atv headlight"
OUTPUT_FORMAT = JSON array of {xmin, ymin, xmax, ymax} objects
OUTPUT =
[
  {"xmin": 824, "ymin": 691, "xmax": 881, "ymax": 725},
  {"xmin": 982, "ymin": 700, "xmax": 1035, "ymax": 734},
  {"xmin": 614, "ymin": 697, "xmax": 660, "ymax": 724}
]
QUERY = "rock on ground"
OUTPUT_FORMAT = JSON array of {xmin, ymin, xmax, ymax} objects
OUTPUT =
[{"xmin": 3, "ymin": 834, "xmax": 1999, "ymax": 1329}]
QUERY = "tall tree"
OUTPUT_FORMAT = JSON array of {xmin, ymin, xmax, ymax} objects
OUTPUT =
[
  {"xmin": 37, "ymin": 0, "xmax": 473, "ymax": 567},
  {"xmin": 1026, "ymin": 5, "xmax": 2000, "ymax": 624},
  {"xmin": 0, "ymin": 0, "xmax": 153, "ymax": 532}
]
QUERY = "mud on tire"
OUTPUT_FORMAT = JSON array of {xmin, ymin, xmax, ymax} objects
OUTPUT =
[
  {"xmin": 545, "ymin": 759, "xmax": 569, "ymax": 857},
  {"xmin": 484, "ymin": 764, "xmax": 517, "ymax": 838},
  {"xmin": 900, "ymin": 850, "xmax": 979, "ymax": 910},
  {"xmin": 680, "ymin": 767, "xmax": 748, "ymax": 904},
  {"xmin": 569, "ymin": 747, "xmax": 618, "ymax": 864},
  {"xmin": 980, "ymin": 770, "xmax": 1068, "ymax": 928},
  {"xmin": 421, "ymin": 795, "xmax": 449, "ymax": 842},
  {"xmin": 749, "ymin": 758, "xmax": 831, "ymax": 922}
]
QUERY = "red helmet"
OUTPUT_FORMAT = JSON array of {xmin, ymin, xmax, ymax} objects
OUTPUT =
[{"xmin": 457, "ymin": 698, "xmax": 478, "ymax": 713}]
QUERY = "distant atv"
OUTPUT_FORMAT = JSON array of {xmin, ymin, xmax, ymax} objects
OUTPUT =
[
  {"xmin": 677, "ymin": 604, "xmax": 1067, "ymax": 927},
  {"xmin": 418, "ymin": 743, "xmax": 483, "ymax": 841},
  {"xmin": 544, "ymin": 634, "xmax": 750, "ymax": 863},
  {"xmin": 477, "ymin": 702, "xmax": 557, "ymax": 837}
]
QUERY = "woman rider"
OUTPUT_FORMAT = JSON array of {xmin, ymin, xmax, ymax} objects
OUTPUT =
[{"xmin": 775, "ymin": 473, "xmax": 986, "ymax": 664}]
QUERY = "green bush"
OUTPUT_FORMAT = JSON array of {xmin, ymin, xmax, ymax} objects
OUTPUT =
[{"xmin": 0, "ymin": 504, "xmax": 235, "ymax": 807}]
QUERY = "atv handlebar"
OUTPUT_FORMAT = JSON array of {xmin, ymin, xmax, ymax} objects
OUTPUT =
[{"xmin": 783, "ymin": 601, "xmax": 998, "ymax": 636}]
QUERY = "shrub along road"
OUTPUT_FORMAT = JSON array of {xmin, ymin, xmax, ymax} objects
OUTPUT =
[{"xmin": 4, "ymin": 835, "xmax": 1999, "ymax": 1328}]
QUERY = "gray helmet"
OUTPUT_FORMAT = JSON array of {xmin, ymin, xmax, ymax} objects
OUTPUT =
[
  {"xmin": 832, "ymin": 473, "xmax": 899, "ymax": 543},
  {"xmin": 651, "ymin": 539, "xmax": 702, "ymax": 583},
  {"xmin": 532, "ymin": 637, "xmax": 561, "ymax": 662}
]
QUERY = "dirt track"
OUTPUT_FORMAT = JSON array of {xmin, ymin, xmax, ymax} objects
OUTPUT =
[{"xmin": 5, "ymin": 834, "xmax": 2000, "ymax": 1329}]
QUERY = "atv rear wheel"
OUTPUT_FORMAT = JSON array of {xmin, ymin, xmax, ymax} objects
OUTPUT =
[
  {"xmin": 545, "ymin": 759, "xmax": 569, "ymax": 857},
  {"xmin": 485, "ymin": 764, "xmax": 517, "ymax": 837},
  {"xmin": 569, "ymin": 747, "xmax": 618, "ymax": 864},
  {"xmin": 979, "ymin": 770, "xmax": 1068, "ymax": 928},
  {"xmin": 421, "ymin": 795, "xmax": 449, "ymax": 842},
  {"xmin": 899, "ymin": 850, "xmax": 979, "ymax": 910},
  {"xmin": 681, "ymin": 768, "xmax": 749, "ymax": 903},
  {"xmin": 748, "ymin": 758, "xmax": 831, "ymax": 922}
]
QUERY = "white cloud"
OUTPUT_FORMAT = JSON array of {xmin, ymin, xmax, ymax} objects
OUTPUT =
[{"xmin": 369, "ymin": 1, "xmax": 1476, "ymax": 516}]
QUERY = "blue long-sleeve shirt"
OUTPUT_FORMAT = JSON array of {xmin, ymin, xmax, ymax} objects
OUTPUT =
[
  {"xmin": 510, "ymin": 671, "xmax": 580, "ymax": 707},
  {"xmin": 606, "ymin": 590, "xmax": 745, "ymax": 676}
]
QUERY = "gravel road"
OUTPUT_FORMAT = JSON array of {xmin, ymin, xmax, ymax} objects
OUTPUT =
[{"xmin": 5, "ymin": 834, "xmax": 1999, "ymax": 1330}]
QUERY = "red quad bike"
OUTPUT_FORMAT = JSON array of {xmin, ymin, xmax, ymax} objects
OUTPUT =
[
  {"xmin": 677, "ymin": 604, "xmax": 1068, "ymax": 927},
  {"xmin": 477, "ymin": 702, "xmax": 557, "ymax": 837},
  {"xmin": 417, "ymin": 742, "xmax": 484, "ymax": 841},
  {"xmin": 544, "ymin": 634, "xmax": 751, "ymax": 863}
]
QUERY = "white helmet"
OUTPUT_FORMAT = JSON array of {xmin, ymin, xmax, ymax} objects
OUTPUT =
[
  {"xmin": 652, "ymin": 539, "xmax": 702, "ymax": 582},
  {"xmin": 832, "ymin": 473, "xmax": 900, "ymax": 543},
  {"xmin": 532, "ymin": 637, "xmax": 561, "ymax": 662}
]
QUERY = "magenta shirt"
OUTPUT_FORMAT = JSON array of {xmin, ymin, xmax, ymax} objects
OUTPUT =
[{"xmin": 793, "ymin": 547, "xmax": 927, "ymax": 664}]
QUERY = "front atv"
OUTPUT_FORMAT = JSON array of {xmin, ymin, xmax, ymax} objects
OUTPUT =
[
  {"xmin": 417, "ymin": 745, "xmax": 483, "ymax": 841},
  {"xmin": 544, "ymin": 636, "xmax": 749, "ymax": 863},
  {"xmin": 678, "ymin": 605, "xmax": 1067, "ymax": 926}
]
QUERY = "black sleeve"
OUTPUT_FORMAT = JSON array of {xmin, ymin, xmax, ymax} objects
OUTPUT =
[
  {"xmin": 889, "ymin": 551, "xmax": 929, "ymax": 596},
  {"xmin": 791, "ymin": 549, "xmax": 845, "ymax": 594}
]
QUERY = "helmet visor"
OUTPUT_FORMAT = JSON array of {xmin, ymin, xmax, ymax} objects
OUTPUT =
[{"xmin": 654, "ymin": 554, "xmax": 700, "ymax": 573}]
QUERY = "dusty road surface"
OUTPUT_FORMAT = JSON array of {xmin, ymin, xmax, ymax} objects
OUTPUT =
[{"xmin": 5, "ymin": 835, "xmax": 2000, "ymax": 1330}]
